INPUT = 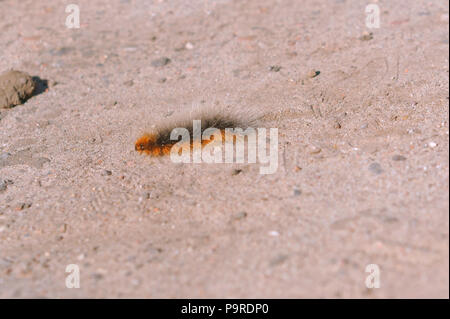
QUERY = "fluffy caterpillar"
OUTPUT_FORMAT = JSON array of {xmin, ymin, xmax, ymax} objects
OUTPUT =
[{"xmin": 135, "ymin": 108, "xmax": 258, "ymax": 157}]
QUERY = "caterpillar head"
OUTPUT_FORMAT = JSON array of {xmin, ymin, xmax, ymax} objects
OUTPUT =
[{"xmin": 134, "ymin": 134, "xmax": 157, "ymax": 154}]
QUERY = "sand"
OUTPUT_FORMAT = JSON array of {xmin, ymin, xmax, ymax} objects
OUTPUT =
[{"xmin": 0, "ymin": 0, "xmax": 448, "ymax": 298}]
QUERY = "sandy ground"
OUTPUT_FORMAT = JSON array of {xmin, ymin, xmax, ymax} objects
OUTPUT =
[{"xmin": 0, "ymin": 0, "xmax": 448, "ymax": 298}]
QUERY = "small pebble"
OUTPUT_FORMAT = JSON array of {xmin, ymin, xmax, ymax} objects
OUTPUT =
[
  {"xmin": 59, "ymin": 223, "xmax": 68, "ymax": 233},
  {"xmin": 293, "ymin": 188, "xmax": 302, "ymax": 196},
  {"xmin": 269, "ymin": 230, "xmax": 280, "ymax": 237},
  {"xmin": 428, "ymin": 142, "xmax": 437, "ymax": 148},
  {"xmin": 360, "ymin": 32, "xmax": 373, "ymax": 41},
  {"xmin": 123, "ymin": 47, "xmax": 137, "ymax": 52},
  {"xmin": 232, "ymin": 169, "xmax": 242, "ymax": 175},
  {"xmin": 233, "ymin": 212, "xmax": 247, "ymax": 220},
  {"xmin": 123, "ymin": 80, "xmax": 134, "ymax": 87},
  {"xmin": 368, "ymin": 162, "xmax": 383, "ymax": 175},
  {"xmin": 307, "ymin": 69, "xmax": 320, "ymax": 78},
  {"xmin": 131, "ymin": 279, "xmax": 141, "ymax": 286},
  {"xmin": 309, "ymin": 146, "xmax": 322, "ymax": 154},
  {"xmin": 185, "ymin": 42, "xmax": 194, "ymax": 50},
  {"xmin": 392, "ymin": 155, "xmax": 407, "ymax": 161},
  {"xmin": 15, "ymin": 202, "xmax": 32, "ymax": 211},
  {"xmin": 151, "ymin": 57, "xmax": 171, "ymax": 67},
  {"xmin": 269, "ymin": 66, "xmax": 282, "ymax": 72},
  {"xmin": 102, "ymin": 170, "xmax": 112, "ymax": 176},
  {"xmin": 269, "ymin": 254, "xmax": 289, "ymax": 266},
  {"xmin": 92, "ymin": 273, "xmax": 104, "ymax": 280}
]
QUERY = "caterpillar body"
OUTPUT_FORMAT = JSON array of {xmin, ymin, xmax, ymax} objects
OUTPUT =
[{"xmin": 135, "ymin": 109, "xmax": 257, "ymax": 156}]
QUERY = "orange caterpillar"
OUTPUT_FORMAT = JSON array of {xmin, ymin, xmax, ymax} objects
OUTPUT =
[
  {"xmin": 135, "ymin": 130, "xmax": 226, "ymax": 156},
  {"xmin": 135, "ymin": 109, "xmax": 256, "ymax": 157}
]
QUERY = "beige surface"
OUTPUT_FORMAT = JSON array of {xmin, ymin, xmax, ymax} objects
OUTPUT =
[{"xmin": 0, "ymin": 0, "xmax": 448, "ymax": 298}]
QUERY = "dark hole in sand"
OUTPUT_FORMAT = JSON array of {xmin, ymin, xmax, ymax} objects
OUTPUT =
[{"xmin": 31, "ymin": 76, "xmax": 48, "ymax": 96}]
